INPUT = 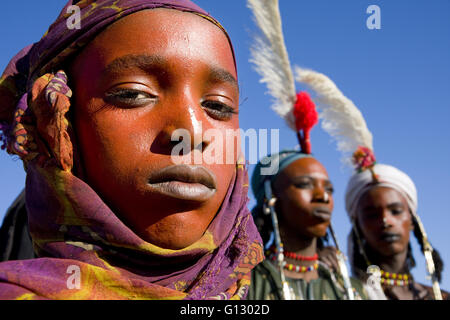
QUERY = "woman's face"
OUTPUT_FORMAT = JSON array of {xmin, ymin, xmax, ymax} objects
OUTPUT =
[
  {"xmin": 357, "ymin": 186, "xmax": 412, "ymax": 257},
  {"xmin": 70, "ymin": 9, "xmax": 239, "ymax": 249},
  {"xmin": 272, "ymin": 157, "xmax": 334, "ymax": 239}
]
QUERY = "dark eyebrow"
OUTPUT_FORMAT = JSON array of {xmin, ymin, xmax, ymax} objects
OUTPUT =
[
  {"xmin": 208, "ymin": 67, "xmax": 239, "ymax": 92},
  {"xmin": 103, "ymin": 54, "xmax": 168, "ymax": 75},
  {"xmin": 103, "ymin": 54, "xmax": 239, "ymax": 91},
  {"xmin": 387, "ymin": 202, "xmax": 405, "ymax": 208},
  {"xmin": 290, "ymin": 175, "xmax": 332, "ymax": 185}
]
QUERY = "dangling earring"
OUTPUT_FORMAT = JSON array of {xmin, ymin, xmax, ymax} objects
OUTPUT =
[{"xmin": 352, "ymin": 221, "xmax": 371, "ymax": 267}]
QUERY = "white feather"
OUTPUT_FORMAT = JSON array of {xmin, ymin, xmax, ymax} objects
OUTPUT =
[
  {"xmin": 247, "ymin": 0, "xmax": 297, "ymax": 130},
  {"xmin": 294, "ymin": 66, "xmax": 373, "ymax": 165}
]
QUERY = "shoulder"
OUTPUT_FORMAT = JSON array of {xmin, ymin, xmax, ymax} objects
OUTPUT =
[
  {"xmin": 317, "ymin": 262, "xmax": 368, "ymax": 300},
  {"xmin": 414, "ymin": 282, "xmax": 450, "ymax": 300},
  {"xmin": 251, "ymin": 259, "xmax": 279, "ymax": 279},
  {"xmin": 248, "ymin": 260, "xmax": 282, "ymax": 300}
]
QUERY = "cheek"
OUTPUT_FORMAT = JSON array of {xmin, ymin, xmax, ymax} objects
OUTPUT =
[
  {"xmin": 398, "ymin": 216, "xmax": 412, "ymax": 244},
  {"xmin": 279, "ymin": 189, "xmax": 311, "ymax": 221},
  {"xmin": 203, "ymin": 125, "xmax": 239, "ymax": 209},
  {"xmin": 328, "ymin": 197, "xmax": 334, "ymax": 212},
  {"xmin": 75, "ymin": 107, "xmax": 156, "ymax": 186},
  {"xmin": 289, "ymin": 189, "xmax": 312, "ymax": 210},
  {"xmin": 357, "ymin": 218, "xmax": 377, "ymax": 243}
]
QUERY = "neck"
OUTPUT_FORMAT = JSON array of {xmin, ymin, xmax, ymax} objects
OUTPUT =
[
  {"xmin": 276, "ymin": 224, "xmax": 320, "ymax": 281},
  {"xmin": 280, "ymin": 224, "xmax": 317, "ymax": 258},
  {"xmin": 368, "ymin": 247, "xmax": 410, "ymax": 275}
]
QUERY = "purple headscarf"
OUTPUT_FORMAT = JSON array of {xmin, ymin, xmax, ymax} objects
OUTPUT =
[{"xmin": 0, "ymin": 0, "xmax": 263, "ymax": 300}]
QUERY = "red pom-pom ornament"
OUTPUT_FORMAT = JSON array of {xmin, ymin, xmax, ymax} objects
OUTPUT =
[{"xmin": 293, "ymin": 91, "xmax": 318, "ymax": 154}]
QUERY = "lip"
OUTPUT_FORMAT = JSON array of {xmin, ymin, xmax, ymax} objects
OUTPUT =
[
  {"xmin": 147, "ymin": 164, "xmax": 217, "ymax": 201},
  {"xmin": 379, "ymin": 232, "xmax": 401, "ymax": 243},
  {"xmin": 311, "ymin": 207, "xmax": 332, "ymax": 221}
]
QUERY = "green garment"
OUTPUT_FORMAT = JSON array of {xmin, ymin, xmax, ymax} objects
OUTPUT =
[{"xmin": 247, "ymin": 260, "xmax": 368, "ymax": 300}]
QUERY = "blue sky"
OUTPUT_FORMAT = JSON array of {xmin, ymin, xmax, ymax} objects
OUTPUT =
[{"xmin": 1, "ymin": 1, "xmax": 449, "ymax": 292}]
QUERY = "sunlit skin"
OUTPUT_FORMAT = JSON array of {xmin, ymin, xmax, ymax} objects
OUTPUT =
[
  {"xmin": 357, "ymin": 186, "xmax": 413, "ymax": 261},
  {"xmin": 272, "ymin": 157, "xmax": 334, "ymax": 280},
  {"xmin": 69, "ymin": 9, "xmax": 239, "ymax": 250},
  {"xmin": 356, "ymin": 186, "xmax": 415, "ymax": 299}
]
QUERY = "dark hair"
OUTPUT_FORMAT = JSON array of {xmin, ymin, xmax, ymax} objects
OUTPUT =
[{"xmin": 411, "ymin": 215, "xmax": 444, "ymax": 282}]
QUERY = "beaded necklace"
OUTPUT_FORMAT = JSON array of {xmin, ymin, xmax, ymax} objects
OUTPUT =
[
  {"xmin": 268, "ymin": 246, "xmax": 319, "ymax": 261},
  {"xmin": 280, "ymin": 260, "xmax": 319, "ymax": 273},
  {"xmin": 380, "ymin": 270, "xmax": 411, "ymax": 286},
  {"xmin": 268, "ymin": 251, "xmax": 319, "ymax": 273}
]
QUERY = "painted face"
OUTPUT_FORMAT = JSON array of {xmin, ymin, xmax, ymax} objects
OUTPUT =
[
  {"xmin": 272, "ymin": 157, "xmax": 334, "ymax": 239},
  {"xmin": 357, "ymin": 186, "xmax": 413, "ymax": 257},
  {"xmin": 69, "ymin": 9, "xmax": 239, "ymax": 250}
]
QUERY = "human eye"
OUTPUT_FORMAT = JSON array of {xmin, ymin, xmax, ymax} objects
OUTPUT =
[
  {"xmin": 201, "ymin": 100, "xmax": 237, "ymax": 121},
  {"xmin": 391, "ymin": 207, "xmax": 405, "ymax": 215},
  {"xmin": 104, "ymin": 88, "xmax": 157, "ymax": 108},
  {"xmin": 364, "ymin": 210, "xmax": 378, "ymax": 220},
  {"xmin": 325, "ymin": 184, "xmax": 334, "ymax": 194},
  {"xmin": 294, "ymin": 178, "xmax": 313, "ymax": 189}
]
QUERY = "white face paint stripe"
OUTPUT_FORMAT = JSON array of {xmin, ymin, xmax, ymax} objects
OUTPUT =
[
  {"xmin": 188, "ymin": 107, "xmax": 201, "ymax": 134},
  {"xmin": 188, "ymin": 107, "xmax": 204, "ymax": 164},
  {"xmin": 307, "ymin": 172, "xmax": 329, "ymax": 180}
]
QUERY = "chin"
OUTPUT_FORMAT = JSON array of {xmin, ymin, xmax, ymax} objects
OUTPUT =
[
  {"xmin": 139, "ymin": 220, "xmax": 208, "ymax": 250},
  {"xmin": 304, "ymin": 226, "xmax": 328, "ymax": 239},
  {"xmin": 316, "ymin": 224, "xmax": 330, "ymax": 238},
  {"xmin": 141, "ymin": 231, "xmax": 202, "ymax": 250}
]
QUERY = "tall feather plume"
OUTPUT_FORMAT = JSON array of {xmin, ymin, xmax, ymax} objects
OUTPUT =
[
  {"xmin": 247, "ymin": 0, "xmax": 297, "ymax": 131},
  {"xmin": 294, "ymin": 66, "xmax": 374, "ymax": 166}
]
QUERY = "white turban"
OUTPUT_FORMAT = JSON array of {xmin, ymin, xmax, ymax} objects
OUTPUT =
[
  {"xmin": 345, "ymin": 164, "xmax": 419, "ymax": 291},
  {"xmin": 345, "ymin": 163, "xmax": 418, "ymax": 220}
]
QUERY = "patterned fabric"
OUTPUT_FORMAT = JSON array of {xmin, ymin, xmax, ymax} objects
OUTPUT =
[
  {"xmin": 247, "ymin": 260, "xmax": 367, "ymax": 300},
  {"xmin": 0, "ymin": 0, "xmax": 263, "ymax": 300}
]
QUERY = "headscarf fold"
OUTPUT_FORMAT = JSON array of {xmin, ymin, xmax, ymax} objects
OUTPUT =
[{"xmin": 0, "ymin": 0, "xmax": 263, "ymax": 300}]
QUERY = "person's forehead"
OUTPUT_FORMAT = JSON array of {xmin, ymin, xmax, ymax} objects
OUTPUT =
[
  {"xmin": 284, "ymin": 158, "xmax": 328, "ymax": 178},
  {"xmin": 362, "ymin": 186, "xmax": 406, "ymax": 204},
  {"xmin": 77, "ymin": 9, "xmax": 237, "ymax": 75}
]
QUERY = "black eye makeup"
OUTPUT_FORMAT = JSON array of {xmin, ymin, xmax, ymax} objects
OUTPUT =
[
  {"xmin": 325, "ymin": 184, "xmax": 335, "ymax": 194},
  {"xmin": 292, "ymin": 177, "xmax": 314, "ymax": 189},
  {"xmin": 104, "ymin": 88, "xmax": 157, "ymax": 108},
  {"xmin": 201, "ymin": 100, "xmax": 237, "ymax": 121},
  {"xmin": 389, "ymin": 203, "xmax": 405, "ymax": 215}
]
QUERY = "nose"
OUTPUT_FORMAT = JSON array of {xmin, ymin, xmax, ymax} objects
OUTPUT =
[
  {"xmin": 153, "ymin": 94, "xmax": 211, "ymax": 157},
  {"xmin": 381, "ymin": 211, "xmax": 393, "ymax": 229},
  {"xmin": 312, "ymin": 186, "xmax": 330, "ymax": 204}
]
